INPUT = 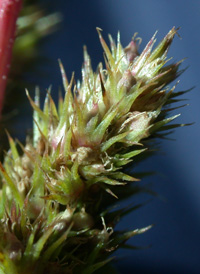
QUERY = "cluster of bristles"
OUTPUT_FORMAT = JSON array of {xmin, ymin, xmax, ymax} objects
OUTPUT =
[{"xmin": 0, "ymin": 27, "xmax": 185, "ymax": 273}]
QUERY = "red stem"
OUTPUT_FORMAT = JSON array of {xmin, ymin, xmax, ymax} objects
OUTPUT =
[{"xmin": 0, "ymin": 0, "xmax": 22, "ymax": 117}]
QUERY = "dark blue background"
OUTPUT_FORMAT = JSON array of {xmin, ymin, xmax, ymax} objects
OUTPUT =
[{"xmin": 15, "ymin": 1, "xmax": 200, "ymax": 273}]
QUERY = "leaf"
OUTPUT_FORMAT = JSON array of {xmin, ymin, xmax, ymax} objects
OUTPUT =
[
  {"xmin": 0, "ymin": 163, "xmax": 23, "ymax": 208},
  {"xmin": 109, "ymin": 172, "xmax": 139, "ymax": 182},
  {"xmin": 101, "ymin": 131, "xmax": 129, "ymax": 152},
  {"xmin": 32, "ymin": 225, "xmax": 54, "ymax": 260},
  {"xmin": 43, "ymin": 223, "xmax": 73, "ymax": 261},
  {"xmin": 118, "ymin": 148, "xmax": 147, "ymax": 159},
  {"xmin": 108, "ymin": 225, "xmax": 153, "ymax": 248},
  {"xmin": 26, "ymin": 89, "xmax": 48, "ymax": 123},
  {"xmin": 97, "ymin": 28, "xmax": 115, "ymax": 69},
  {"xmin": 90, "ymin": 176, "xmax": 126, "ymax": 186},
  {"xmin": 0, "ymin": 187, "xmax": 6, "ymax": 219},
  {"xmin": 150, "ymin": 114, "xmax": 180, "ymax": 133},
  {"xmin": 92, "ymin": 105, "xmax": 119, "ymax": 144},
  {"xmin": 148, "ymin": 27, "xmax": 178, "ymax": 62},
  {"xmin": 5, "ymin": 130, "xmax": 19, "ymax": 161}
]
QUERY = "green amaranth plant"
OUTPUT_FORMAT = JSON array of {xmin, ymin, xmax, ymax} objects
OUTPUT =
[{"xmin": 0, "ymin": 27, "xmax": 187, "ymax": 273}]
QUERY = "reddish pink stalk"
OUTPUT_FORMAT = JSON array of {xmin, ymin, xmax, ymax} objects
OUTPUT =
[{"xmin": 0, "ymin": 0, "xmax": 22, "ymax": 116}]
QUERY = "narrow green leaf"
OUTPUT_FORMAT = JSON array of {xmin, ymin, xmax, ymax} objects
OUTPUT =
[
  {"xmin": 0, "ymin": 187, "xmax": 6, "ymax": 219},
  {"xmin": 101, "ymin": 131, "xmax": 129, "ymax": 152},
  {"xmin": 43, "ymin": 223, "xmax": 73, "ymax": 261},
  {"xmin": 150, "ymin": 114, "xmax": 180, "ymax": 133},
  {"xmin": 32, "ymin": 226, "xmax": 54, "ymax": 260},
  {"xmin": 92, "ymin": 105, "xmax": 119, "ymax": 144},
  {"xmin": 109, "ymin": 225, "xmax": 153, "ymax": 248},
  {"xmin": 0, "ymin": 163, "xmax": 23, "ymax": 208},
  {"xmin": 26, "ymin": 89, "xmax": 48, "ymax": 123},
  {"xmin": 117, "ymin": 148, "xmax": 147, "ymax": 160},
  {"xmin": 24, "ymin": 226, "xmax": 37, "ymax": 258},
  {"xmin": 6, "ymin": 131, "xmax": 19, "ymax": 161},
  {"xmin": 49, "ymin": 93, "xmax": 59, "ymax": 120},
  {"xmin": 149, "ymin": 27, "xmax": 177, "ymax": 62},
  {"xmin": 97, "ymin": 28, "xmax": 115, "ymax": 69},
  {"xmin": 110, "ymin": 172, "xmax": 139, "ymax": 182}
]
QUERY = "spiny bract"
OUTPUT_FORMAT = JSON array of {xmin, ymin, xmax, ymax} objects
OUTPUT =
[{"xmin": 0, "ymin": 27, "xmax": 185, "ymax": 273}]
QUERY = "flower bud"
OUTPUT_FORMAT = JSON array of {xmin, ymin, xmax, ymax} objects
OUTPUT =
[
  {"xmin": 125, "ymin": 111, "xmax": 152, "ymax": 142},
  {"xmin": 117, "ymin": 69, "xmax": 136, "ymax": 93},
  {"xmin": 124, "ymin": 40, "xmax": 139, "ymax": 63},
  {"xmin": 72, "ymin": 210, "xmax": 94, "ymax": 231}
]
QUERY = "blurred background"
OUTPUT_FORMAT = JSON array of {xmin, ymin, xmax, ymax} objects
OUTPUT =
[{"xmin": 9, "ymin": 0, "xmax": 200, "ymax": 273}]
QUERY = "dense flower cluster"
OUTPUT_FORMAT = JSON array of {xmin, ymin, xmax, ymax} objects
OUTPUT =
[{"xmin": 0, "ymin": 27, "xmax": 185, "ymax": 273}]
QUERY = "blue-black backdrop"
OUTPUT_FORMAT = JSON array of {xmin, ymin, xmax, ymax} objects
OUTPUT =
[{"xmin": 15, "ymin": 1, "xmax": 200, "ymax": 273}]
